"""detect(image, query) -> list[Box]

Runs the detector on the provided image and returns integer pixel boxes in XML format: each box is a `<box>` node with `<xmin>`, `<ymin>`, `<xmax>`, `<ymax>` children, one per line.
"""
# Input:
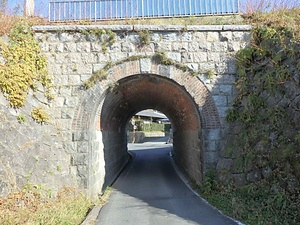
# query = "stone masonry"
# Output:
<box><xmin>0</xmin><ymin>25</ymin><xmax>251</xmax><ymax>197</ymax></box>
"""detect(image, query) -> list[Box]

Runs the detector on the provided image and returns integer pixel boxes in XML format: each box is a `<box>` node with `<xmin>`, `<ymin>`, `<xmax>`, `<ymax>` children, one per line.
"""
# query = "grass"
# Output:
<box><xmin>196</xmin><ymin>177</ymin><xmax>300</xmax><ymax>225</ymax></box>
<box><xmin>0</xmin><ymin>185</ymin><xmax>111</xmax><ymax>225</ymax></box>
<box><xmin>0</xmin><ymin>13</ymin><xmax>47</xmax><ymax>36</ymax></box>
<box><xmin>242</xmin><ymin>7</ymin><xmax>300</xmax><ymax>35</ymax></box>
<box><xmin>51</xmin><ymin>14</ymin><xmax>245</xmax><ymax>26</ymax></box>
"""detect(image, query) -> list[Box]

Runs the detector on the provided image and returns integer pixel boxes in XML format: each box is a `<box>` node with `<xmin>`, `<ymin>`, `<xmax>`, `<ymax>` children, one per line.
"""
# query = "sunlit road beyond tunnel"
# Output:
<box><xmin>95</xmin><ymin>138</ymin><xmax>238</xmax><ymax>225</ymax></box>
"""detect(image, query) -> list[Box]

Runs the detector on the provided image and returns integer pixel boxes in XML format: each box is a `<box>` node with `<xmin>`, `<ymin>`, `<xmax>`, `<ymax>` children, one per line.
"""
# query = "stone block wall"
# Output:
<box><xmin>0</xmin><ymin>95</ymin><xmax>77</xmax><ymax>197</ymax></box>
<box><xmin>173</xmin><ymin>130</ymin><xmax>203</xmax><ymax>183</ymax></box>
<box><xmin>0</xmin><ymin>25</ymin><xmax>251</xmax><ymax>197</ymax></box>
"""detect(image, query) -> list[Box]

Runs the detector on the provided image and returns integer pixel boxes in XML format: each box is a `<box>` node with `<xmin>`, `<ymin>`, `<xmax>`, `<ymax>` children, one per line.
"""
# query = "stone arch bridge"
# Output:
<box><xmin>0</xmin><ymin>25</ymin><xmax>250</xmax><ymax>197</ymax></box>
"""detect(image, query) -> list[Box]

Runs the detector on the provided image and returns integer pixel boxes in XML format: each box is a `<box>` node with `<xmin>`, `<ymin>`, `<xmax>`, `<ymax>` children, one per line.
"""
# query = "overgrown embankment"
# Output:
<box><xmin>202</xmin><ymin>8</ymin><xmax>300</xmax><ymax>225</ymax></box>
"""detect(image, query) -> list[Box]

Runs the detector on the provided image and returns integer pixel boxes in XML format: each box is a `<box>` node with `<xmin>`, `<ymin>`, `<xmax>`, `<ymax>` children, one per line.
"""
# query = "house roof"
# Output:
<box><xmin>136</xmin><ymin>109</ymin><xmax>167</xmax><ymax>119</ymax></box>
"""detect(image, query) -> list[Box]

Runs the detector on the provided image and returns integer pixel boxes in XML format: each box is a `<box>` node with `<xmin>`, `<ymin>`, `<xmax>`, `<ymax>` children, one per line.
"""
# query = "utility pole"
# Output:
<box><xmin>24</xmin><ymin>0</ymin><xmax>34</xmax><ymax>16</ymax></box>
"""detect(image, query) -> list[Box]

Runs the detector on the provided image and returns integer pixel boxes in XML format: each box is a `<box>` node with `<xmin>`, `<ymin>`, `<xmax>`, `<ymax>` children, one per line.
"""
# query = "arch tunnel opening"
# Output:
<box><xmin>127</xmin><ymin>109</ymin><xmax>171</xmax><ymax>144</ymax></box>
<box><xmin>99</xmin><ymin>74</ymin><xmax>204</xmax><ymax>190</ymax></box>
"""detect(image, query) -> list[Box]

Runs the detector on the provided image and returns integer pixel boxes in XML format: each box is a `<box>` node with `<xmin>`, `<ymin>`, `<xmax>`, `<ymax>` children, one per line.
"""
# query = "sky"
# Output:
<box><xmin>6</xmin><ymin>0</ymin><xmax>300</xmax><ymax>20</ymax></box>
<box><xmin>8</xmin><ymin>0</ymin><xmax>48</xmax><ymax>16</ymax></box>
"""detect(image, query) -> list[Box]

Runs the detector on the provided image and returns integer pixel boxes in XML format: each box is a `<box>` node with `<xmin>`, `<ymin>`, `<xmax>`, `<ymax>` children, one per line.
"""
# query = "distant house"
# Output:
<box><xmin>135</xmin><ymin>109</ymin><xmax>168</xmax><ymax>123</ymax></box>
<box><xmin>129</xmin><ymin>109</ymin><xmax>170</xmax><ymax>132</ymax></box>
<box><xmin>128</xmin><ymin>109</ymin><xmax>173</xmax><ymax>143</ymax></box>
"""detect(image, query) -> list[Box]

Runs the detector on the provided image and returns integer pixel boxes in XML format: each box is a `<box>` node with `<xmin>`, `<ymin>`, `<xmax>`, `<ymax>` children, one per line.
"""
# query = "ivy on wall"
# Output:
<box><xmin>222</xmin><ymin>24</ymin><xmax>300</xmax><ymax>224</ymax></box>
<box><xmin>84</xmin><ymin>51</ymin><xmax>206</xmax><ymax>89</ymax></box>
<box><xmin>0</xmin><ymin>21</ymin><xmax>52</xmax><ymax>122</ymax></box>
<box><xmin>227</xmin><ymin>25</ymin><xmax>300</xmax><ymax>175</ymax></box>
<box><xmin>80</xmin><ymin>29</ymin><xmax>116</xmax><ymax>53</ymax></box>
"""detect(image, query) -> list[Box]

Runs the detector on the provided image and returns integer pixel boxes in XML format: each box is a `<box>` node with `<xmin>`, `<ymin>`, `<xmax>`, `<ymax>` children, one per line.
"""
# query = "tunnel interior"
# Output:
<box><xmin>100</xmin><ymin>74</ymin><xmax>203</xmax><ymax>188</ymax></box>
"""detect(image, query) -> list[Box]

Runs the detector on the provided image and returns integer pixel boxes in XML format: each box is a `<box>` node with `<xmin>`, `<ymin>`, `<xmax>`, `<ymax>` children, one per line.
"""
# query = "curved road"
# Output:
<box><xmin>96</xmin><ymin>138</ymin><xmax>239</xmax><ymax>225</ymax></box>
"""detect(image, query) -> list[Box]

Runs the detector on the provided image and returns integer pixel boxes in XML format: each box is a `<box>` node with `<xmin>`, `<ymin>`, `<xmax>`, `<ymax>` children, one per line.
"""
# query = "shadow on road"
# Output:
<box><xmin>96</xmin><ymin>138</ymin><xmax>239</xmax><ymax>225</ymax></box>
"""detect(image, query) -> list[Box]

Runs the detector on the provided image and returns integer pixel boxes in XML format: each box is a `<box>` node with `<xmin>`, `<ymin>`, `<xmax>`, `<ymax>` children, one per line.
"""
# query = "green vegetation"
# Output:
<box><xmin>0</xmin><ymin>20</ymin><xmax>52</xmax><ymax>122</ymax></box>
<box><xmin>138</xmin><ymin>30</ymin><xmax>152</xmax><ymax>46</ymax></box>
<box><xmin>85</xmin><ymin>51</ymin><xmax>200</xmax><ymax>89</ymax></box>
<box><xmin>84</xmin><ymin>55</ymin><xmax>148</xmax><ymax>88</ymax></box>
<box><xmin>0</xmin><ymin>21</ymin><xmax>51</xmax><ymax>108</ymax></box>
<box><xmin>198</xmin><ymin>171</ymin><xmax>299</xmax><ymax>225</ymax></box>
<box><xmin>199</xmin><ymin>7</ymin><xmax>300</xmax><ymax>225</ymax></box>
<box><xmin>31</xmin><ymin>106</ymin><xmax>50</xmax><ymax>123</ymax></box>
<box><xmin>85</xmin><ymin>66</ymin><xmax>109</xmax><ymax>89</ymax></box>
<box><xmin>153</xmin><ymin>51</ymin><xmax>198</xmax><ymax>76</ymax></box>
<box><xmin>142</xmin><ymin>123</ymin><xmax>165</xmax><ymax>132</ymax></box>
<box><xmin>128</xmin><ymin>121</ymin><xmax>166</xmax><ymax>132</ymax></box>
<box><xmin>80</xmin><ymin>29</ymin><xmax>116</xmax><ymax>53</ymax></box>
<box><xmin>205</xmin><ymin>69</ymin><xmax>215</xmax><ymax>79</ymax></box>
<box><xmin>243</xmin><ymin>7</ymin><xmax>300</xmax><ymax>38</ymax></box>
<box><xmin>16</xmin><ymin>114</ymin><xmax>26</xmax><ymax>124</ymax></box>
<box><xmin>0</xmin><ymin>185</ymin><xmax>111</xmax><ymax>225</ymax></box>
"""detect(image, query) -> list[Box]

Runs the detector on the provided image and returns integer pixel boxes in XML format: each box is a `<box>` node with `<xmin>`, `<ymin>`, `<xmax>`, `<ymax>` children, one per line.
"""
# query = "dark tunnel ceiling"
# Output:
<box><xmin>100</xmin><ymin>74</ymin><xmax>201</xmax><ymax>132</ymax></box>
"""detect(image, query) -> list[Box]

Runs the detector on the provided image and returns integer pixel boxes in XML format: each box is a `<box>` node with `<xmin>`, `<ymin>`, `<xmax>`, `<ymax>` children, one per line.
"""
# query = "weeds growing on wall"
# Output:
<box><xmin>84</xmin><ymin>55</ymin><xmax>148</xmax><ymax>88</ymax></box>
<box><xmin>227</xmin><ymin>13</ymin><xmax>300</xmax><ymax>184</ymax></box>
<box><xmin>31</xmin><ymin>106</ymin><xmax>50</xmax><ymax>123</ymax></box>
<box><xmin>81</xmin><ymin>28</ymin><xmax>116</xmax><ymax>53</ymax></box>
<box><xmin>138</xmin><ymin>30</ymin><xmax>151</xmax><ymax>46</ymax></box>
<box><xmin>84</xmin><ymin>51</ymin><xmax>203</xmax><ymax>89</ymax></box>
<box><xmin>0</xmin><ymin>20</ymin><xmax>52</xmax><ymax>121</ymax></box>
<box><xmin>200</xmin><ymin>7</ymin><xmax>300</xmax><ymax>225</ymax></box>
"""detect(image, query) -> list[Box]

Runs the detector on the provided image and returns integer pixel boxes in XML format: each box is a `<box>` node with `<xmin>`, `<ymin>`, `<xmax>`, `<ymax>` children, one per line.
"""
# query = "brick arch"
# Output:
<box><xmin>72</xmin><ymin>59</ymin><xmax>220</xmax><ymax>132</ymax></box>
<box><xmin>71</xmin><ymin>59</ymin><xmax>221</xmax><ymax>196</ymax></box>
<box><xmin>100</xmin><ymin>74</ymin><xmax>201</xmax><ymax>132</ymax></box>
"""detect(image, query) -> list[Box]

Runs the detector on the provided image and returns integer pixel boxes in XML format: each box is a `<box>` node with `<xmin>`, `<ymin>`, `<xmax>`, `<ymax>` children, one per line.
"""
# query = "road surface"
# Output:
<box><xmin>96</xmin><ymin>138</ymin><xmax>239</xmax><ymax>225</ymax></box>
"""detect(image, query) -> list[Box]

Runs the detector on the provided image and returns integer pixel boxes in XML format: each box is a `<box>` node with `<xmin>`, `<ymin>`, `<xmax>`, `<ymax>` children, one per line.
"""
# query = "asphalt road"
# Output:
<box><xmin>96</xmin><ymin>138</ymin><xmax>239</xmax><ymax>225</ymax></box>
